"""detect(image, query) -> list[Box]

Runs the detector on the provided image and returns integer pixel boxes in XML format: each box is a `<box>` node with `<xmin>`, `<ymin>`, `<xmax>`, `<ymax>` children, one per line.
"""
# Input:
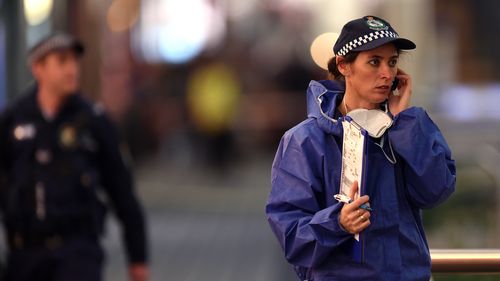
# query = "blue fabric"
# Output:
<box><xmin>266</xmin><ymin>80</ymin><xmax>456</xmax><ymax>281</ymax></box>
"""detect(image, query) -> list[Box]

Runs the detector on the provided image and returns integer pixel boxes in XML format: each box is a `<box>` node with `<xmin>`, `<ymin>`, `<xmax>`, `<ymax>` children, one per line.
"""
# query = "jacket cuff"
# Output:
<box><xmin>310</xmin><ymin>203</ymin><xmax>351</xmax><ymax>237</ymax></box>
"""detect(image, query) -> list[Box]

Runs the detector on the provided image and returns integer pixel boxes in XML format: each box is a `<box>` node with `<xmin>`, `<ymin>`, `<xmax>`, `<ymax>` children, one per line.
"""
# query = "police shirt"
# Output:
<box><xmin>0</xmin><ymin>87</ymin><xmax>147</xmax><ymax>263</ymax></box>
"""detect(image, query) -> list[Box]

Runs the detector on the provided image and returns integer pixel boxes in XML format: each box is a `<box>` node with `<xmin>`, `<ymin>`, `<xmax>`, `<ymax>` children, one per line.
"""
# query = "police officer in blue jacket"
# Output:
<box><xmin>266</xmin><ymin>16</ymin><xmax>456</xmax><ymax>281</ymax></box>
<box><xmin>0</xmin><ymin>34</ymin><xmax>149</xmax><ymax>281</ymax></box>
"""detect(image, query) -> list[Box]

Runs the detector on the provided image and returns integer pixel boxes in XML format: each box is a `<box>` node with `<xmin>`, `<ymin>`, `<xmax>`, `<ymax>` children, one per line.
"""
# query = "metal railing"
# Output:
<box><xmin>431</xmin><ymin>249</ymin><xmax>500</xmax><ymax>274</ymax></box>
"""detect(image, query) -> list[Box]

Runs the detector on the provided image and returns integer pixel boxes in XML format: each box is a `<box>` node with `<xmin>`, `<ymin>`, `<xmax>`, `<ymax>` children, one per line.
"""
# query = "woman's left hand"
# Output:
<box><xmin>388</xmin><ymin>68</ymin><xmax>412</xmax><ymax>116</ymax></box>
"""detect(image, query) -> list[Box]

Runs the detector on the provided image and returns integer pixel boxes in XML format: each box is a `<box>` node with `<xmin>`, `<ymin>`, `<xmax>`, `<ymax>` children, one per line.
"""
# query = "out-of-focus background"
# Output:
<box><xmin>1</xmin><ymin>0</ymin><xmax>500</xmax><ymax>280</ymax></box>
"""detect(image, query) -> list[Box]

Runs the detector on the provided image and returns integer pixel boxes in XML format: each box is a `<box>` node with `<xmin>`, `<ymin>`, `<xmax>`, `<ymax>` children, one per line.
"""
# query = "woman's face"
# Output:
<box><xmin>344</xmin><ymin>43</ymin><xmax>399</xmax><ymax>105</ymax></box>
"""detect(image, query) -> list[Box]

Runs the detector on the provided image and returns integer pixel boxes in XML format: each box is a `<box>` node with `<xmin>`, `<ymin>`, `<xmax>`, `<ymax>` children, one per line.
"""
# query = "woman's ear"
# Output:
<box><xmin>336</xmin><ymin>56</ymin><xmax>350</xmax><ymax>77</ymax></box>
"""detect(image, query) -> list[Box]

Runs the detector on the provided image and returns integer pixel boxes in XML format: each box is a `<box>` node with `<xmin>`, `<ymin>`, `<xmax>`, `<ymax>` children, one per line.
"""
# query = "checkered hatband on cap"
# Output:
<box><xmin>335</xmin><ymin>30</ymin><xmax>399</xmax><ymax>57</ymax></box>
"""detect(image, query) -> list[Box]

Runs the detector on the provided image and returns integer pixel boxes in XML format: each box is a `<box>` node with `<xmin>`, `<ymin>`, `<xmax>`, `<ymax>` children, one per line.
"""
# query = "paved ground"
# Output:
<box><xmin>102</xmin><ymin>153</ymin><xmax>297</xmax><ymax>281</ymax></box>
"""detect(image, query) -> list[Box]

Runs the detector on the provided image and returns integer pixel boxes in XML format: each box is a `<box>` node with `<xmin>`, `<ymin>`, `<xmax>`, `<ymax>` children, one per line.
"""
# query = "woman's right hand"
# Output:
<box><xmin>339</xmin><ymin>181</ymin><xmax>371</xmax><ymax>234</ymax></box>
<box><xmin>388</xmin><ymin>68</ymin><xmax>412</xmax><ymax>116</ymax></box>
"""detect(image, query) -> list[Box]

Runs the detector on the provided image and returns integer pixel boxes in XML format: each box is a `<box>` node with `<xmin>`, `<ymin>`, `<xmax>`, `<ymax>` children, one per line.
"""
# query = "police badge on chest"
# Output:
<box><xmin>59</xmin><ymin>124</ymin><xmax>78</xmax><ymax>150</ymax></box>
<box><xmin>59</xmin><ymin>123</ymin><xmax>98</xmax><ymax>152</ymax></box>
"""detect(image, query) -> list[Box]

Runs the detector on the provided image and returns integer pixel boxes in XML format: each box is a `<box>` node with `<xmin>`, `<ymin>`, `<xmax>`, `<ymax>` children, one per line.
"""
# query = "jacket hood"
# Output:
<box><xmin>306</xmin><ymin>80</ymin><xmax>345</xmax><ymax>136</ymax></box>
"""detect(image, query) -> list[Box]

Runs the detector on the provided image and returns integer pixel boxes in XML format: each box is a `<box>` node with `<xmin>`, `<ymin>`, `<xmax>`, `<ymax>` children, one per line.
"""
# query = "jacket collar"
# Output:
<box><xmin>24</xmin><ymin>84</ymin><xmax>83</xmax><ymax>121</ymax></box>
<box><xmin>306</xmin><ymin>80</ymin><xmax>345</xmax><ymax>137</ymax></box>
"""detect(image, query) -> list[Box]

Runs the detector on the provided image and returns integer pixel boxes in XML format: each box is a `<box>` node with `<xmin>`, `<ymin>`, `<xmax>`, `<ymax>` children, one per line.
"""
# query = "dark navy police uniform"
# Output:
<box><xmin>0</xmin><ymin>87</ymin><xmax>147</xmax><ymax>281</ymax></box>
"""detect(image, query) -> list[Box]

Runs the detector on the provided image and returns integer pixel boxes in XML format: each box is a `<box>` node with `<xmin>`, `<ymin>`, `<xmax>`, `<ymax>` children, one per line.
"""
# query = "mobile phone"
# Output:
<box><xmin>391</xmin><ymin>78</ymin><xmax>399</xmax><ymax>91</ymax></box>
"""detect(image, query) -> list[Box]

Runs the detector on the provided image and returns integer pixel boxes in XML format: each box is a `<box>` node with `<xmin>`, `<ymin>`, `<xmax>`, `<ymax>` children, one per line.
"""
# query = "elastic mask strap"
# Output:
<box><xmin>375</xmin><ymin>135</ymin><xmax>397</xmax><ymax>165</ymax></box>
<box><xmin>383</xmin><ymin>101</ymin><xmax>395</xmax><ymax>119</ymax></box>
<box><xmin>381</xmin><ymin>102</ymin><xmax>397</xmax><ymax>164</ymax></box>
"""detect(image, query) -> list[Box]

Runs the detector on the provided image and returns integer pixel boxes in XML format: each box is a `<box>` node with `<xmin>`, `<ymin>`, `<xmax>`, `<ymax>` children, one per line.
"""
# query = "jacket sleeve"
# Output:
<box><xmin>266</xmin><ymin>131</ymin><xmax>351</xmax><ymax>268</ymax></box>
<box><xmin>0</xmin><ymin>107</ymin><xmax>13</xmax><ymax>192</ymax></box>
<box><xmin>0</xmin><ymin>109</ymin><xmax>9</xmax><ymax>191</ymax></box>
<box><xmin>94</xmin><ymin>113</ymin><xmax>148</xmax><ymax>264</ymax></box>
<box><xmin>389</xmin><ymin>107</ymin><xmax>456</xmax><ymax>209</ymax></box>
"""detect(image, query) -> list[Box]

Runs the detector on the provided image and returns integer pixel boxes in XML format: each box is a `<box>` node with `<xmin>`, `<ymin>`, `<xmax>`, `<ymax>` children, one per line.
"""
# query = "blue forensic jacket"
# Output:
<box><xmin>266</xmin><ymin>80</ymin><xmax>456</xmax><ymax>281</ymax></box>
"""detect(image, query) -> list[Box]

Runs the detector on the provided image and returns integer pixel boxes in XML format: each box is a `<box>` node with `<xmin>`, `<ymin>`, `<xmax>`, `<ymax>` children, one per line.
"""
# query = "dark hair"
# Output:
<box><xmin>327</xmin><ymin>52</ymin><xmax>359</xmax><ymax>81</ymax></box>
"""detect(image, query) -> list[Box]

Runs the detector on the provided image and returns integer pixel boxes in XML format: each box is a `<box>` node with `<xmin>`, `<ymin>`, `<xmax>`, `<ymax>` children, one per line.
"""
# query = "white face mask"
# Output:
<box><xmin>346</xmin><ymin>108</ymin><xmax>393</xmax><ymax>138</ymax></box>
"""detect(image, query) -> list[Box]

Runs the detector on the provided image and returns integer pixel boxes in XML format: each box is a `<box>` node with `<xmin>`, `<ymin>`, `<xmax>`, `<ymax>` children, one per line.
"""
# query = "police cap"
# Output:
<box><xmin>28</xmin><ymin>33</ymin><xmax>85</xmax><ymax>65</ymax></box>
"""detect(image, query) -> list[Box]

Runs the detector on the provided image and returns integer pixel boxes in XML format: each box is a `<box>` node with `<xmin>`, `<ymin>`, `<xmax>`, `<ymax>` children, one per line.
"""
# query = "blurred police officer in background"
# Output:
<box><xmin>0</xmin><ymin>33</ymin><xmax>149</xmax><ymax>281</ymax></box>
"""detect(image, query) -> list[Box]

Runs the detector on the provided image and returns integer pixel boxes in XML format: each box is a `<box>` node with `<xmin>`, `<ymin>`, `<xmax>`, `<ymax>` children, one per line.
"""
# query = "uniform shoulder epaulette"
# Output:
<box><xmin>92</xmin><ymin>103</ymin><xmax>105</xmax><ymax>116</ymax></box>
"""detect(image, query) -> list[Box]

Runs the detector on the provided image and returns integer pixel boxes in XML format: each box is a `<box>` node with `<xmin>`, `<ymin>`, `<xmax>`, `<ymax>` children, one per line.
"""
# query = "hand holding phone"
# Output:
<box><xmin>388</xmin><ymin>69</ymin><xmax>412</xmax><ymax>116</ymax></box>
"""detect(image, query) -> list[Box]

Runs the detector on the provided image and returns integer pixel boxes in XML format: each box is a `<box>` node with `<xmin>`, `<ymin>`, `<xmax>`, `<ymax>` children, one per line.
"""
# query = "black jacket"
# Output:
<box><xmin>0</xmin><ymin>88</ymin><xmax>147</xmax><ymax>263</ymax></box>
